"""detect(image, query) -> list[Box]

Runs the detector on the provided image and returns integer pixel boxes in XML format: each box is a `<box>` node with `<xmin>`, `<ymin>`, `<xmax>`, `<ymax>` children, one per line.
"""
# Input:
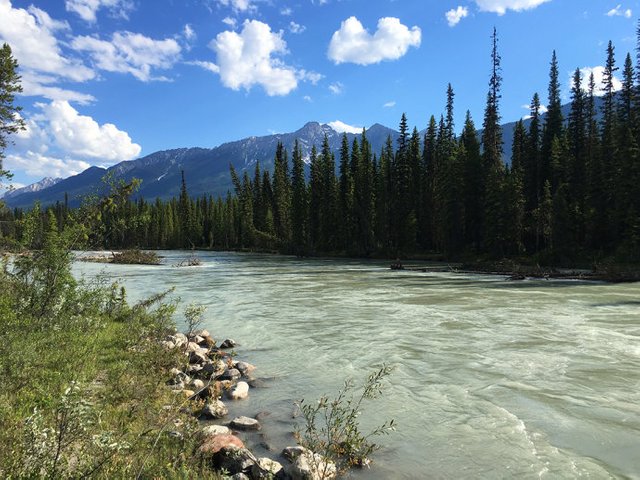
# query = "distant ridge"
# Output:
<box><xmin>5</xmin><ymin>122</ymin><xmax>399</xmax><ymax>208</ymax></box>
<box><xmin>6</xmin><ymin>96</ymin><xmax>601</xmax><ymax>209</ymax></box>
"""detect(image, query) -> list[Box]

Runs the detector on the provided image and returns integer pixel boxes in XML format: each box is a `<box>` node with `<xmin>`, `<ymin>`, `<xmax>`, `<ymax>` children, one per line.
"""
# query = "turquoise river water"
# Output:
<box><xmin>73</xmin><ymin>251</ymin><xmax>640</xmax><ymax>479</ymax></box>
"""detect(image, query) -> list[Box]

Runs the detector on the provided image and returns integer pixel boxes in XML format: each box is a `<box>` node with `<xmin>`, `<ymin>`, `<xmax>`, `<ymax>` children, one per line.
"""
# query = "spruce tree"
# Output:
<box><xmin>541</xmin><ymin>50</ymin><xmax>564</xmax><ymax>194</ymax></box>
<box><xmin>482</xmin><ymin>28</ymin><xmax>506</xmax><ymax>255</ymax></box>
<box><xmin>0</xmin><ymin>43</ymin><xmax>25</xmax><ymax>171</ymax></box>
<box><xmin>460</xmin><ymin>111</ymin><xmax>482</xmax><ymax>251</ymax></box>
<box><xmin>291</xmin><ymin>139</ymin><xmax>308</xmax><ymax>254</ymax></box>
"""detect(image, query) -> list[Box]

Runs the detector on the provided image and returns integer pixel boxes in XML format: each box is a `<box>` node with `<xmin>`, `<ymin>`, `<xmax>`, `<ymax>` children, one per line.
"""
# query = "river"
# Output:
<box><xmin>74</xmin><ymin>251</ymin><xmax>640</xmax><ymax>479</ymax></box>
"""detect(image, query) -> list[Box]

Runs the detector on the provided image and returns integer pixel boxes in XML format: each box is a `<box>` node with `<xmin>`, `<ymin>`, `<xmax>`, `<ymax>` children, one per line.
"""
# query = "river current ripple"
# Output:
<box><xmin>74</xmin><ymin>251</ymin><xmax>640</xmax><ymax>479</ymax></box>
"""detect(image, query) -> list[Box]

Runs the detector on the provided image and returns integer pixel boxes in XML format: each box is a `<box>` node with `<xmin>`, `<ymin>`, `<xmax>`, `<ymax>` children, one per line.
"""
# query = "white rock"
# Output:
<box><xmin>191</xmin><ymin>378</ymin><xmax>205</xmax><ymax>390</ymax></box>
<box><xmin>229</xmin><ymin>381</ymin><xmax>249</xmax><ymax>400</ymax></box>
<box><xmin>230</xmin><ymin>416</ymin><xmax>261</xmax><ymax>431</ymax></box>
<box><xmin>202</xmin><ymin>400</ymin><xmax>228</xmax><ymax>419</ymax></box>
<box><xmin>234</xmin><ymin>361</ymin><xmax>256</xmax><ymax>375</ymax></box>
<box><xmin>287</xmin><ymin>451</ymin><xmax>337</xmax><ymax>480</ymax></box>
<box><xmin>200</xmin><ymin>424</ymin><xmax>232</xmax><ymax>437</ymax></box>
<box><xmin>252</xmin><ymin>457</ymin><xmax>284</xmax><ymax>479</ymax></box>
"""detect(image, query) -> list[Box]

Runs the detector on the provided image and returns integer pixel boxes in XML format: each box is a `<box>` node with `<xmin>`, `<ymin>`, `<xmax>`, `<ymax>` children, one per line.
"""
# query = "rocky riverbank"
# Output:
<box><xmin>162</xmin><ymin>330</ymin><xmax>337</xmax><ymax>480</ymax></box>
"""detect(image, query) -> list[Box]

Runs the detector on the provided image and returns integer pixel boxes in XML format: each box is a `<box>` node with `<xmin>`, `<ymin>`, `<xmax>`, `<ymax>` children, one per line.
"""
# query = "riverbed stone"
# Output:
<box><xmin>230</xmin><ymin>416</ymin><xmax>261</xmax><ymax>430</ymax></box>
<box><xmin>217</xmin><ymin>447</ymin><xmax>257</xmax><ymax>475</ymax></box>
<box><xmin>186</xmin><ymin>341</ymin><xmax>201</xmax><ymax>353</ymax></box>
<box><xmin>200</xmin><ymin>424</ymin><xmax>231</xmax><ymax>438</ymax></box>
<box><xmin>282</xmin><ymin>446</ymin><xmax>307</xmax><ymax>461</ymax></box>
<box><xmin>203</xmin><ymin>359</ymin><xmax>226</xmax><ymax>377</ymax></box>
<box><xmin>219</xmin><ymin>368</ymin><xmax>241</xmax><ymax>381</ymax></box>
<box><xmin>287</xmin><ymin>450</ymin><xmax>337</xmax><ymax>480</ymax></box>
<box><xmin>229</xmin><ymin>381</ymin><xmax>249</xmax><ymax>400</ymax></box>
<box><xmin>191</xmin><ymin>378</ymin><xmax>205</xmax><ymax>391</ymax></box>
<box><xmin>189</xmin><ymin>350</ymin><xmax>208</xmax><ymax>365</ymax></box>
<box><xmin>194</xmin><ymin>328</ymin><xmax>211</xmax><ymax>338</ymax></box>
<box><xmin>220</xmin><ymin>338</ymin><xmax>237</xmax><ymax>349</ymax></box>
<box><xmin>174</xmin><ymin>332</ymin><xmax>188</xmax><ymax>346</ymax></box>
<box><xmin>199</xmin><ymin>434</ymin><xmax>245</xmax><ymax>457</ymax></box>
<box><xmin>201</xmin><ymin>400</ymin><xmax>228</xmax><ymax>419</ymax></box>
<box><xmin>234</xmin><ymin>361</ymin><xmax>256</xmax><ymax>375</ymax></box>
<box><xmin>199</xmin><ymin>335</ymin><xmax>216</xmax><ymax>348</ymax></box>
<box><xmin>252</xmin><ymin>457</ymin><xmax>285</xmax><ymax>479</ymax></box>
<box><xmin>230</xmin><ymin>474</ymin><xmax>250</xmax><ymax>480</ymax></box>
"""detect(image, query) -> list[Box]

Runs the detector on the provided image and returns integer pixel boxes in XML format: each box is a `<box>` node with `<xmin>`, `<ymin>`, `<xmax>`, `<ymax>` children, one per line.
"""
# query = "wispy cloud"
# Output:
<box><xmin>383</xmin><ymin>100</ymin><xmax>396</xmax><ymax>108</ymax></box>
<box><xmin>72</xmin><ymin>31</ymin><xmax>181</xmax><ymax>82</ymax></box>
<box><xmin>474</xmin><ymin>0</ymin><xmax>551</xmax><ymax>15</ymax></box>
<box><xmin>289</xmin><ymin>21</ymin><xmax>306</xmax><ymax>34</ymax></box>
<box><xmin>329</xmin><ymin>81</ymin><xmax>344</xmax><ymax>94</ymax></box>
<box><xmin>606</xmin><ymin>4</ymin><xmax>632</xmax><ymax>18</ymax></box>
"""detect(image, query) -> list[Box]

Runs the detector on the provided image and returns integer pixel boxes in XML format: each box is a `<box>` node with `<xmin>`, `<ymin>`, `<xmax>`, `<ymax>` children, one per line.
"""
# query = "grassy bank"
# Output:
<box><xmin>0</xmin><ymin>210</ymin><xmax>222</xmax><ymax>478</ymax></box>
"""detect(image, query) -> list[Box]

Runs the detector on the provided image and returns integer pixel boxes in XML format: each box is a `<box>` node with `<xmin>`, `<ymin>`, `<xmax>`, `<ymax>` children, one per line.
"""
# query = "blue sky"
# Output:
<box><xmin>1</xmin><ymin>0</ymin><xmax>639</xmax><ymax>189</ymax></box>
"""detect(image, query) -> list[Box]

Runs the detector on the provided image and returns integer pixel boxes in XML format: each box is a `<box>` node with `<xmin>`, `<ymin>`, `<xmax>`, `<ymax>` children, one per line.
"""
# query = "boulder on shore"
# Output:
<box><xmin>219</xmin><ymin>368</ymin><xmax>241</xmax><ymax>381</ymax></box>
<box><xmin>230</xmin><ymin>416</ymin><xmax>261</xmax><ymax>431</ymax></box>
<box><xmin>252</xmin><ymin>457</ymin><xmax>285</xmax><ymax>479</ymax></box>
<box><xmin>229</xmin><ymin>381</ymin><xmax>249</xmax><ymax>400</ymax></box>
<box><xmin>199</xmin><ymin>434</ymin><xmax>245</xmax><ymax>456</ymax></box>
<box><xmin>201</xmin><ymin>400</ymin><xmax>228</xmax><ymax>419</ymax></box>
<box><xmin>220</xmin><ymin>338</ymin><xmax>237</xmax><ymax>349</ymax></box>
<box><xmin>286</xmin><ymin>449</ymin><xmax>337</xmax><ymax>480</ymax></box>
<box><xmin>199</xmin><ymin>424</ymin><xmax>231</xmax><ymax>438</ymax></box>
<box><xmin>215</xmin><ymin>447</ymin><xmax>257</xmax><ymax>475</ymax></box>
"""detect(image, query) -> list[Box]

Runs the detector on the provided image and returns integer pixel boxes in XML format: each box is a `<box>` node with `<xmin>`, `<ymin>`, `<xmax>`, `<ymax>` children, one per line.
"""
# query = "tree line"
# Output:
<box><xmin>3</xmin><ymin>28</ymin><xmax>640</xmax><ymax>264</ymax></box>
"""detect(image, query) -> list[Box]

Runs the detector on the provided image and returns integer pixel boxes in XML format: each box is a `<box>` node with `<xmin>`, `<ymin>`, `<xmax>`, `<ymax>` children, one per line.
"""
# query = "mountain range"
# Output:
<box><xmin>4</xmin><ymin>98</ymin><xmax>591</xmax><ymax>209</ymax></box>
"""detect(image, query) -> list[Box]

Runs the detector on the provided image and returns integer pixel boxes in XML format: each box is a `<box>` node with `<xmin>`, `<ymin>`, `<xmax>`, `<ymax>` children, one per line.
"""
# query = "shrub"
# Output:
<box><xmin>295</xmin><ymin>365</ymin><xmax>395</xmax><ymax>475</ymax></box>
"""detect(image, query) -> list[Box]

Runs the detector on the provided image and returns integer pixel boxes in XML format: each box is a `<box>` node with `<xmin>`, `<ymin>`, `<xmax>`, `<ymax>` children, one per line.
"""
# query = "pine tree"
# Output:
<box><xmin>482</xmin><ymin>28</ymin><xmax>505</xmax><ymax>255</ymax></box>
<box><xmin>0</xmin><ymin>43</ymin><xmax>25</xmax><ymax>172</ymax></box>
<box><xmin>460</xmin><ymin>111</ymin><xmax>483</xmax><ymax>251</ymax></box>
<box><xmin>272</xmin><ymin>142</ymin><xmax>291</xmax><ymax>246</ymax></box>
<box><xmin>291</xmin><ymin>139</ymin><xmax>308</xmax><ymax>254</ymax></box>
<box><xmin>178</xmin><ymin>170</ymin><xmax>195</xmax><ymax>248</ymax></box>
<box><xmin>541</xmin><ymin>50</ymin><xmax>564</xmax><ymax>194</ymax></box>
<box><xmin>338</xmin><ymin>133</ymin><xmax>354</xmax><ymax>252</ymax></box>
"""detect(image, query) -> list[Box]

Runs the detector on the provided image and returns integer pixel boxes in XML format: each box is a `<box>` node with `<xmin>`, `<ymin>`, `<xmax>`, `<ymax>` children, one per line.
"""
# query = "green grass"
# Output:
<box><xmin>0</xmin><ymin>262</ymin><xmax>220</xmax><ymax>478</ymax></box>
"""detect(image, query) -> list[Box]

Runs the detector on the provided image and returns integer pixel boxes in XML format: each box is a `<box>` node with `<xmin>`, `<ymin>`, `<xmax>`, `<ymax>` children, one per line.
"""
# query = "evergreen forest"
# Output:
<box><xmin>2</xmin><ymin>29</ymin><xmax>640</xmax><ymax>266</ymax></box>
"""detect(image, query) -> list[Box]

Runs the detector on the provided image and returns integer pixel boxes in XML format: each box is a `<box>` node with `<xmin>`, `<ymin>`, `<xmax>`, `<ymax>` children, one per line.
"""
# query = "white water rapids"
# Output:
<box><xmin>74</xmin><ymin>251</ymin><xmax>640</xmax><ymax>479</ymax></box>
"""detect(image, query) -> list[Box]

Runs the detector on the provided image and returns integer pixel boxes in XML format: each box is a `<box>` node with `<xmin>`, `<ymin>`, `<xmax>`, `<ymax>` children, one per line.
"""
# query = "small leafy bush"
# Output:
<box><xmin>295</xmin><ymin>365</ymin><xmax>396</xmax><ymax>475</ymax></box>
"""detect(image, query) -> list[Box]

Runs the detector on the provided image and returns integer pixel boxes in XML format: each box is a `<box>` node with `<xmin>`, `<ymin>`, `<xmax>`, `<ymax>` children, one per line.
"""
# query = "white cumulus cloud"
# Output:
<box><xmin>328</xmin><ymin>16</ymin><xmax>421</xmax><ymax>65</ymax></box>
<box><xmin>65</xmin><ymin>0</ymin><xmax>134</xmax><ymax>23</ymax></box>
<box><xmin>326</xmin><ymin>120</ymin><xmax>362</xmax><ymax>134</ymax></box>
<box><xmin>606</xmin><ymin>4</ymin><xmax>632</xmax><ymax>18</ymax></box>
<box><xmin>72</xmin><ymin>31</ymin><xmax>181</xmax><ymax>81</ymax></box>
<box><xmin>41</xmin><ymin>100</ymin><xmax>141</xmax><ymax>161</ymax></box>
<box><xmin>446</xmin><ymin>6</ymin><xmax>469</xmax><ymax>26</ymax></box>
<box><xmin>6</xmin><ymin>100</ymin><xmax>141</xmax><ymax>180</ymax></box>
<box><xmin>206</xmin><ymin>19</ymin><xmax>319</xmax><ymax>96</ymax></box>
<box><xmin>0</xmin><ymin>1</ymin><xmax>94</xmax><ymax>83</ymax></box>
<box><xmin>578</xmin><ymin>66</ymin><xmax>623</xmax><ymax>96</ymax></box>
<box><xmin>5</xmin><ymin>152</ymin><xmax>91</xmax><ymax>179</ymax></box>
<box><xmin>474</xmin><ymin>0</ymin><xmax>551</xmax><ymax>15</ymax></box>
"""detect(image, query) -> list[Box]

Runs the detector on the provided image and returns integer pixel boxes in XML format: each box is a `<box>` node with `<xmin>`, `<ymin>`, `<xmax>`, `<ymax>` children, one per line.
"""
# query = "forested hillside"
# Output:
<box><xmin>3</xmin><ymin>29</ymin><xmax>639</xmax><ymax>265</ymax></box>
